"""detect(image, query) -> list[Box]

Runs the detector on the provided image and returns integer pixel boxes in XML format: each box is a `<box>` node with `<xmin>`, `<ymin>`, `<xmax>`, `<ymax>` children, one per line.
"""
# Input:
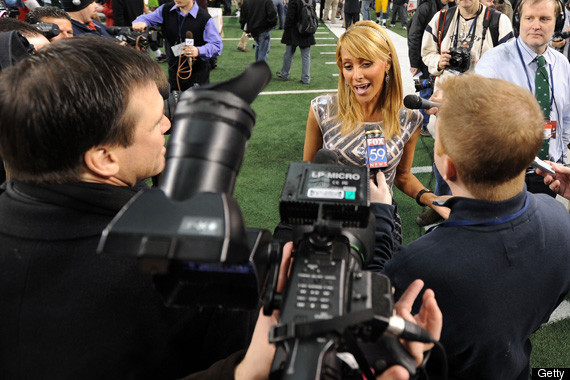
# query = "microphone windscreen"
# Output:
<box><xmin>186</xmin><ymin>31</ymin><xmax>193</xmax><ymax>39</ymax></box>
<box><xmin>403</xmin><ymin>94</ymin><xmax>422</xmax><ymax>109</ymax></box>
<box><xmin>313</xmin><ymin>149</ymin><xmax>339</xmax><ymax>164</ymax></box>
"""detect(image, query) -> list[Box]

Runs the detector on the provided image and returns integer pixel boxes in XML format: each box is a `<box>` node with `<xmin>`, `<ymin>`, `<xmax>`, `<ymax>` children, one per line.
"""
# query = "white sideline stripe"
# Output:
<box><xmin>260</xmin><ymin>89</ymin><xmax>338</xmax><ymax>95</ymax></box>
<box><xmin>315</xmin><ymin>37</ymin><xmax>335</xmax><ymax>40</ymax></box>
<box><xmin>315</xmin><ymin>32</ymin><xmax>329</xmax><ymax>34</ymax></box>
<box><xmin>316</xmin><ymin>44</ymin><xmax>337</xmax><ymax>46</ymax></box>
<box><xmin>411</xmin><ymin>166</ymin><xmax>433</xmax><ymax>174</ymax></box>
<box><xmin>333</xmin><ymin>73</ymin><xmax>339</xmax><ymax>76</ymax></box>
<box><xmin>320</xmin><ymin>52</ymin><xmax>336</xmax><ymax>54</ymax></box>
<box><xmin>547</xmin><ymin>300</ymin><xmax>570</xmax><ymax>324</ymax></box>
<box><xmin>325</xmin><ymin>62</ymin><xmax>336</xmax><ymax>64</ymax></box>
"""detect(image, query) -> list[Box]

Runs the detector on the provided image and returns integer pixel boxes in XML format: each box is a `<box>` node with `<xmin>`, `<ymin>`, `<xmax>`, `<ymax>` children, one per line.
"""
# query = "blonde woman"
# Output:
<box><xmin>303</xmin><ymin>21</ymin><xmax>447</xmax><ymax>243</ymax></box>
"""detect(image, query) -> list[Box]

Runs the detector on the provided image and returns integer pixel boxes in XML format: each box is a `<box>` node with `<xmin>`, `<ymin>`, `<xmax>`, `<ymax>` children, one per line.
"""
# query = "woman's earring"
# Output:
<box><xmin>385</xmin><ymin>73</ymin><xmax>390</xmax><ymax>84</ymax></box>
<box><xmin>345</xmin><ymin>81</ymin><xmax>349</xmax><ymax>87</ymax></box>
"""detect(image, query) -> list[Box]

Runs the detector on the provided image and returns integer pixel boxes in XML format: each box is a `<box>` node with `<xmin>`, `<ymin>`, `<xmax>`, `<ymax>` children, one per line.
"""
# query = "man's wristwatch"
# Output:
<box><xmin>416</xmin><ymin>188</ymin><xmax>433</xmax><ymax>206</ymax></box>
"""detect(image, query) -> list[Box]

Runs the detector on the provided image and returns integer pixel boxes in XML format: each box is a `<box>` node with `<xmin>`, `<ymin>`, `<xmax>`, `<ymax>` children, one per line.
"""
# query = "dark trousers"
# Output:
<box><xmin>390</xmin><ymin>3</ymin><xmax>407</xmax><ymax>25</ymax></box>
<box><xmin>526</xmin><ymin>172</ymin><xmax>556</xmax><ymax>198</ymax></box>
<box><xmin>344</xmin><ymin>12</ymin><xmax>359</xmax><ymax>27</ymax></box>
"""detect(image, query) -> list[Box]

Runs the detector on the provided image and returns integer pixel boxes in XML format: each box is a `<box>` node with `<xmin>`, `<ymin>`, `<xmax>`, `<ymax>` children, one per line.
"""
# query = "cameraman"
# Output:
<box><xmin>25</xmin><ymin>6</ymin><xmax>74</xmax><ymax>40</ymax></box>
<box><xmin>0</xmin><ymin>17</ymin><xmax>49</xmax><ymax>48</ymax></box>
<box><xmin>132</xmin><ymin>0</ymin><xmax>223</xmax><ymax>91</ymax></box>
<box><xmin>371</xmin><ymin>74</ymin><xmax>570</xmax><ymax>379</ymax></box>
<box><xmin>0</xmin><ymin>37</ymin><xmax>255</xmax><ymax>379</ymax></box>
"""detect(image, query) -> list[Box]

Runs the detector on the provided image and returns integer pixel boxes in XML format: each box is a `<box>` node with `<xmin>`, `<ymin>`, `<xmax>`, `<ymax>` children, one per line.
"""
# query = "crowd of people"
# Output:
<box><xmin>0</xmin><ymin>0</ymin><xmax>570</xmax><ymax>378</ymax></box>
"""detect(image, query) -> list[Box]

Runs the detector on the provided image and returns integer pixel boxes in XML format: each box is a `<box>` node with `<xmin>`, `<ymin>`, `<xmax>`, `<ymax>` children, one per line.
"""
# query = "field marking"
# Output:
<box><xmin>547</xmin><ymin>300</ymin><xmax>570</xmax><ymax>324</ymax></box>
<box><xmin>320</xmin><ymin>52</ymin><xmax>336</xmax><ymax>54</ymax></box>
<box><xmin>315</xmin><ymin>44</ymin><xmax>337</xmax><ymax>46</ymax></box>
<box><xmin>411</xmin><ymin>166</ymin><xmax>432</xmax><ymax>174</ymax></box>
<box><xmin>325</xmin><ymin>62</ymin><xmax>336</xmax><ymax>64</ymax></box>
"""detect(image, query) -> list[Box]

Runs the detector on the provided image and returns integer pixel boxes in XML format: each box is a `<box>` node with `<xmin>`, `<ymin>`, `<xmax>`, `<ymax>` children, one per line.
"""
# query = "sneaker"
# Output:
<box><xmin>402</xmin><ymin>25</ymin><xmax>407</xmax><ymax>30</ymax></box>
<box><xmin>237</xmin><ymin>46</ymin><xmax>249</xmax><ymax>52</ymax></box>
<box><xmin>276</xmin><ymin>71</ymin><xmax>289</xmax><ymax>81</ymax></box>
<box><xmin>299</xmin><ymin>80</ymin><xmax>309</xmax><ymax>85</ymax></box>
<box><xmin>416</xmin><ymin>208</ymin><xmax>444</xmax><ymax>227</ymax></box>
<box><xmin>390</xmin><ymin>24</ymin><xmax>395</xmax><ymax>27</ymax></box>
<box><xmin>155</xmin><ymin>55</ymin><xmax>167</xmax><ymax>63</ymax></box>
<box><xmin>420</xmin><ymin>126</ymin><xmax>431</xmax><ymax>137</ymax></box>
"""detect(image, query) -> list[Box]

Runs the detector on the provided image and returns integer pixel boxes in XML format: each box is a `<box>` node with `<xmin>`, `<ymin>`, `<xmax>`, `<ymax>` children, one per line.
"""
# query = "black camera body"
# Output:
<box><xmin>106</xmin><ymin>26</ymin><xmax>163</xmax><ymax>51</ymax></box>
<box><xmin>413</xmin><ymin>77</ymin><xmax>434</xmax><ymax>92</ymax></box>
<box><xmin>263</xmin><ymin>163</ymin><xmax>417</xmax><ymax>380</ymax></box>
<box><xmin>448</xmin><ymin>46</ymin><xmax>471</xmax><ymax>73</ymax></box>
<box><xmin>554</xmin><ymin>30</ymin><xmax>570</xmax><ymax>40</ymax></box>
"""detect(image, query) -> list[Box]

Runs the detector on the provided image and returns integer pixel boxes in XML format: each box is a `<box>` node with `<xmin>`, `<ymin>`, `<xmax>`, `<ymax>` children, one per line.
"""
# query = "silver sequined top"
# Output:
<box><xmin>311</xmin><ymin>94</ymin><xmax>423</xmax><ymax>188</ymax></box>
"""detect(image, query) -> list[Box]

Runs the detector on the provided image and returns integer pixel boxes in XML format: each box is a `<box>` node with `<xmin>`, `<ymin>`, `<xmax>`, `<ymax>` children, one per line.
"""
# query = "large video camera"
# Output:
<box><xmin>32</xmin><ymin>22</ymin><xmax>61</xmax><ymax>40</ymax></box>
<box><xmin>98</xmin><ymin>61</ymin><xmax>434</xmax><ymax>379</ymax></box>
<box><xmin>107</xmin><ymin>26</ymin><xmax>163</xmax><ymax>51</ymax></box>
<box><xmin>0</xmin><ymin>0</ymin><xmax>19</xmax><ymax>18</ymax></box>
<box><xmin>413</xmin><ymin>77</ymin><xmax>434</xmax><ymax>92</ymax></box>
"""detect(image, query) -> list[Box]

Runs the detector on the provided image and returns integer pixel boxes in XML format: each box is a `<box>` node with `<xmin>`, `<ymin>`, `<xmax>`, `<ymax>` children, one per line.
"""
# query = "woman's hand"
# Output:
<box><xmin>370</xmin><ymin>171</ymin><xmax>392</xmax><ymax>204</ymax></box>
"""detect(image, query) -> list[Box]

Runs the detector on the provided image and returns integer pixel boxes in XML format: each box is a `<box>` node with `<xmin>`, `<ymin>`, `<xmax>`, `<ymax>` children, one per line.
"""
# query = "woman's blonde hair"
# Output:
<box><xmin>334</xmin><ymin>21</ymin><xmax>403</xmax><ymax>139</ymax></box>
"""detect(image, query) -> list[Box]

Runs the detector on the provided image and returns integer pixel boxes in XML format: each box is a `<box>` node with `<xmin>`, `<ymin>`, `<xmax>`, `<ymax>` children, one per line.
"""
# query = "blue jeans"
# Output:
<box><xmin>361</xmin><ymin>0</ymin><xmax>371</xmax><ymax>20</ymax></box>
<box><xmin>273</xmin><ymin>0</ymin><xmax>285</xmax><ymax>28</ymax></box>
<box><xmin>419</xmin><ymin>87</ymin><xmax>433</xmax><ymax>127</ymax></box>
<box><xmin>279</xmin><ymin>45</ymin><xmax>311</xmax><ymax>83</ymax></box>
<box><xmin>254</xmin><ymin>30</ymin><xmax>271</xmax><ymax>62</ymax></box>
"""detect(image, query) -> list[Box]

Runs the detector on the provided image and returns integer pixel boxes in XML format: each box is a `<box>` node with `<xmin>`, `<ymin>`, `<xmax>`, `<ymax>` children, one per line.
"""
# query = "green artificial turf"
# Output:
<box><xmin>159</xmin><ymin>14</ymin><xmax>570</xmax><ymax>370</ymax></box>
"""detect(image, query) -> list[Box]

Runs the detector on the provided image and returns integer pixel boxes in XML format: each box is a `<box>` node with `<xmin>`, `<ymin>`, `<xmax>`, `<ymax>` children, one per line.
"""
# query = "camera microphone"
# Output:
<box><xmin>313</xmin><ymin>149</ymin><xmax>339</xmax><ymax>164</ymax></box>
<box><xmin>403</xmin><ymin>94</ymin><xmax>441</xmax><ymax>110</ymax></box>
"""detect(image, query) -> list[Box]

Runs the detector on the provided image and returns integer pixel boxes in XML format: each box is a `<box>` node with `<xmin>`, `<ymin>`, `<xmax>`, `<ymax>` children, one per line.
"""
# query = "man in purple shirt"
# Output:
<box><xmin>133</xmin><ymin>0</ymin><xmax>223</xmax><ymax>91</ymax></box>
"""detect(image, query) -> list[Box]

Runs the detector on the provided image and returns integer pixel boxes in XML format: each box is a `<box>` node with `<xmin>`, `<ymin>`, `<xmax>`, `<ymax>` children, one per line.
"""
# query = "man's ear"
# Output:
<box><xmin>83</xmin><ymin>146</ymin><xmax>120</xmax><ymax>178</ymax></box>
<box><xmin>440</xmin><ymin>155</ymin><xmax>457</xmax><ymax>182</ymax></box>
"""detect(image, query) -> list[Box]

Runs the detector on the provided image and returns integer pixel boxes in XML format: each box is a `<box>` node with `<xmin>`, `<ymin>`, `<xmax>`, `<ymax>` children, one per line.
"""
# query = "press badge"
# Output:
<box><xmin>545</xmin><ymin>120</ymin><xmax>557</xmax><ymax>139</ymax></box>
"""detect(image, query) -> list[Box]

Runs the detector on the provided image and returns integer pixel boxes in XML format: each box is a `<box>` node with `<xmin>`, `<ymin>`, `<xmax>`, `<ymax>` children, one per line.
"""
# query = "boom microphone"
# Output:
<box><xmin>403</xmin><ymin>94</ymin><xmax>441</xmax><ymax>110</ymax></box>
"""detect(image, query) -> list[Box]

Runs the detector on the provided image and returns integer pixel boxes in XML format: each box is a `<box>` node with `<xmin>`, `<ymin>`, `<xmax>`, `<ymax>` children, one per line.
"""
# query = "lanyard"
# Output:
<box><xmin>427</xmin><ymin>194</ymin><xmax>529</xmax><ymax>232</ymax></box>
<box><xmin>177</xmin><ymin>12</ymin><xmax>188</xmax><ymax>42</ymax></box>
<box><xmin>453</xmin><ymin>5</ymin><xmax>481</xmax><ymax>50</ymax></box>
<box><xmin>515</xmin><ymin>39</ymin><xmax>555</xmax><ymax>109</ymax></box>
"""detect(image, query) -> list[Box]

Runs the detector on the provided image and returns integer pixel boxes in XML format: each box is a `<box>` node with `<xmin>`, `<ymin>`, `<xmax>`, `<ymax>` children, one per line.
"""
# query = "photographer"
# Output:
<box><xmin>420</xmin><ymin>0</ymin><xmax>513</xmax><ymax>89</ymax></box>
<box><xmin>371</xmin><ymin>74</ymin><xmax>570</xmax><ymax>379</ymax></box>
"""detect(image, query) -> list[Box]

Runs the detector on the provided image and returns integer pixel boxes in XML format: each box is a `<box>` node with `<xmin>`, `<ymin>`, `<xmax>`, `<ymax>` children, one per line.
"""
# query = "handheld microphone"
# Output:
<box><xmin>185</xmin><ymin>31</ymin><xmax>194</xmax><ymax>46</ymax></box>
<box><xmin>313</xmin><ymin>148</ymin><xmax>339</xmax><ymax>164</ymax></box>
<box><xmin>403</xmin><ymin>94</ymin><xmax>441</xmax><ymax>110</ymax></box>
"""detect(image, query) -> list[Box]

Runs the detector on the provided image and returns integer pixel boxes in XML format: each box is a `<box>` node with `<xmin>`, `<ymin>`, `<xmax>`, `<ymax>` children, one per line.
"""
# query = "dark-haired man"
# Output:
<box><xmin>371</xmin><ymin>75</ymin><xmax>570</xmax><ymax>379</ymax></box>
<box><xmin>25</xmin><ymin>6</ymin><xmax>74</xmax><ymax>40</ymax></box>
<box><xmin>0</xmin><ymin>37</ymin><xmax>257</xmax><ymax>380</ymax></box>
<box><xmin>476</xmin><ymin>0</ymin><xmax>570</xmax><ymax>196</ymax></box>
<box><xmin>0</xmin><ymin>17</ymin><xmax>50</xmax><ymax>48</ymax></box>
<box><xmin>132</xmin><ymin>0</ymin><xmax>223</xmax><ymax>91</ymax></box>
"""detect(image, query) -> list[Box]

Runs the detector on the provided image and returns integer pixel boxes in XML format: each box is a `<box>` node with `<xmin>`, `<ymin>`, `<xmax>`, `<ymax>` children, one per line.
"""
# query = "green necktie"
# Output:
<box><xmin>535</xmin><ymin>55</ymin><xmax>550</xmax><ymax>160</ymax></box>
